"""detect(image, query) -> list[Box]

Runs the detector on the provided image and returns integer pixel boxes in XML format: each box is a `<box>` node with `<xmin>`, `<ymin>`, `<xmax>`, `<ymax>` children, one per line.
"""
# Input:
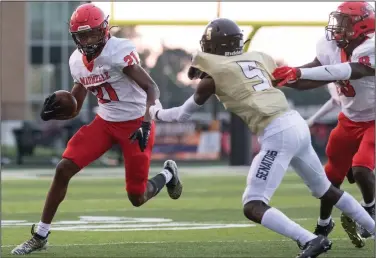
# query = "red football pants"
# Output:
<box><xmin>63</xmin><ymin>115</ymin><xmax>155</xmax><ymax>195</ymax></box>
<box><xmin>325</xmin><ymin>112</ymin><xmax>375</xmax><ymax>185</ymax></box>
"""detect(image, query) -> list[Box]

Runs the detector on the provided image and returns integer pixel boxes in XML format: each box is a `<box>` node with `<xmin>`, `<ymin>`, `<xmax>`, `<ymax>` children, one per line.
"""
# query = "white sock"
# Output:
<box><xmin>362</xmin><ymin>199</ymin><xmax>375</xmax><ymax>208</ymax></box>
<box><xmin>318</xmin><ymin>217</ymin><xmax>332</xmax><ymax>226</ymax></box>
<box><xmin>261</xmin><ymin>207</ymin><xmax>317</xmax><ymax>246</ymax></box>
<box><xmin>36</xmin><ymin>221</ymin><xmax>51</xmax><ymax>237</ymax></box>
<box><xmin>159</xmin><ymin>169</ymin><xmax>173</xmax><ymax>184</ymax></box>
<box><xmin>335</xmin><ymin>192</ymin><xmax>375</xmax><ymax>234</ymax></box>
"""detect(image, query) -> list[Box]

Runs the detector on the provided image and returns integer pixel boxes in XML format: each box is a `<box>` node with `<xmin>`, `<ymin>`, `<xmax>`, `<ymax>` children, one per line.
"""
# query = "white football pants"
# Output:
<box><xmin>242</xmin><ymin>110</ymin><xmax>332</xmax><ymax>205</ymax></box>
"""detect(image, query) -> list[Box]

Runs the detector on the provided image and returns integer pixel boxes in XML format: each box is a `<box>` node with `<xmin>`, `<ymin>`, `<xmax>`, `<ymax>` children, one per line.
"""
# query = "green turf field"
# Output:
<box><xmin>1</xmin><ymin>167</ymin><xmax>374</xmax><ymax>257</ymax></box>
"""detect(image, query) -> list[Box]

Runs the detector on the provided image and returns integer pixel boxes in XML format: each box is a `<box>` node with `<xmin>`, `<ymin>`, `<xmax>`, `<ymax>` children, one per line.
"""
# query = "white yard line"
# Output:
<box><xmin>1</xmin><ymin>238</ymin><xmax>350</xmax><ymax>248</ymax></box>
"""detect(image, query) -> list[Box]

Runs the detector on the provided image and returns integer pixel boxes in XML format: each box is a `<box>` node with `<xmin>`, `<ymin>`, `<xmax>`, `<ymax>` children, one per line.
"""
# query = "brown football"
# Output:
<box><xmin>54</xmin><ymin>90</ymin><xmax>77</xmax><ymax>116</ymax></box>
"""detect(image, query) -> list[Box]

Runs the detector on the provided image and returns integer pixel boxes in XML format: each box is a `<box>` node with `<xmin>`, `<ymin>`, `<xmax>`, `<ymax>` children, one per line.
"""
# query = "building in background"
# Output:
<box><xmin>2</xmin><ymin>2</ymin><xmax>83</xmax><ymax>121</ymax></box>
<box><xmin>2</xmin><ymin>2</ymin><xmax>27</xmax><ymax>120</ymax></box>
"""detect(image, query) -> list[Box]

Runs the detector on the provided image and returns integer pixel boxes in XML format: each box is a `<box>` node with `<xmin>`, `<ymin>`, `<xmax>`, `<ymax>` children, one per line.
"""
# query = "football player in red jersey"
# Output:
<box><xmin>11</xmin><ymin>4</ymin><xmax>182</xmax><ymax>255</ymax></box>
<box><xmin>273</xmin><ymin>1</ymin><xmax>375</xmax><ymax>248</ymax></box>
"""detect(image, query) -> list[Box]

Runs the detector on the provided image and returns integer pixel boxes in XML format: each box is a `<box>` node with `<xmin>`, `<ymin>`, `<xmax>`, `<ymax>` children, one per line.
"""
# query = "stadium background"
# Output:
<box><xmin>1</xmin><ymin>1</ymin><xmax>342</xmax><ymax>167</ymax></box>
<box><xmin>1</xmin><ymin>2</ymin><xmax>375</xmax><ymax>258</ymax></box>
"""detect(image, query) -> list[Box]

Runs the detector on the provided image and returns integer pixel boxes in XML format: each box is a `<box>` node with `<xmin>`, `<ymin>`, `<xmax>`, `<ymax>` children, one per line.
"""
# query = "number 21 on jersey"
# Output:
<box><xmin>88</xmin><ymin>83</ymin><xmax>119</xmax><ymax>104</ymax></box>
<box><xmin>237</xmin><ymin>61</ymin><xmax>272</xmax><ymax>92</ymax></box>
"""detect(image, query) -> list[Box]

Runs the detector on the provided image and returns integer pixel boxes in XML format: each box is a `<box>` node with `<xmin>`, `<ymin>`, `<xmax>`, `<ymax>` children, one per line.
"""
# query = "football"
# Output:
<box><xmin>54</xmin><ymin>90</ymin><xmax>77</xmax><ymax>117</ymax></box>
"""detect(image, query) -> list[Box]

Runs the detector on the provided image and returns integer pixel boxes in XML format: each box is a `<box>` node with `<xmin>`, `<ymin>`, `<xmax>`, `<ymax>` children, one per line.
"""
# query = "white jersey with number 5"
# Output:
<box><xmin>69</xmin><ymin>36</ymin><xmax>147</xmax><ymax>122</ymax></box>
<box><xmin>316</xmin><ymin>36</ymin><xmax>375</xmax><ymax>122</ymax></box>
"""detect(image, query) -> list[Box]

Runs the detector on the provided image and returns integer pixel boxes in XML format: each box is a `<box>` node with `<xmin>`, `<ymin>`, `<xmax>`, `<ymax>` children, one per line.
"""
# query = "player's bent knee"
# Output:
<box><xmin>243</xmin><ymin>200</ymin><xmax>269</xmax><ymax>224</ymax></box>
<box><xmin>127</xmin><ymin>193</ymin><xmax>145</xmax><ymax>207</ymax></box>
<box><xmin>352</xmin><ymin>166</ymin><xmax>375</xmax><ymax>183</ymax></box>
<box><xmin>126</xmin><ymin>178</ymin><xmax>148</xmax><ymax>207</ymax></box>
<box><xmin>310</xmin><ymin>180</ymin><xmax>332</xmax><ymax>200</ymax></box>
<box><xmin>126</xmin><ymin>182</ymin><xmax>147</xmax><ymax>197</ymax></box>
<box><xmin>55</xmin><ymin>158</ymin><xmax>81</xmax><ymax>182</ymax></box>
<box><xmin>324</xmin><ymin>163</ymin><xmax>345</xmax><ymax>186</ymax></box>
<box><xmin>320</xmin><ymin>185</ymin><xmax>343</xmax><ymax>204</ymax></box>
<box><xmin>125</xmin><ymin>158</ymin><xmax>150</xmax><ymax>197</ymax></box>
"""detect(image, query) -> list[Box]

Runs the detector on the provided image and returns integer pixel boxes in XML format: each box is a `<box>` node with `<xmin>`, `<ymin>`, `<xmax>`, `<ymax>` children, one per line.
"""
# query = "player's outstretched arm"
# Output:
<box><xmin>282</xmin><ymin>79</ymin><xmax>334</xmax><ymax>90</ymax></box>
<box><xmin>123</xmin><ymin>65</ymin><xmax>160</xmax><ymax>122</ymax></box>
<box><xmin>150</xmin><ymin>77</ymin><xmax>215</xmax><ymax>122</ymax></box>
<box><xmin>54</xmin><ymin>83</ymin><xmax>87</xmax><ymax>120</ymax></box>
<box><xmin>298</xmin><ymin>62</ymin><xmax>374</xmax><ymax>81</ymax></box>
<box><xmin>273</xmin><ymin>57</ymin><xmax>334</xmax><ymax>90</ymax></box>
<box><xmin>277</xmin><ymin>62</ymin><xmax>374</xmax><ymax>90</ymax></box>
<box><xmin>298</xmin><ymin>45</ymin><xmax>375</xmax><ymax>81</ymax></box>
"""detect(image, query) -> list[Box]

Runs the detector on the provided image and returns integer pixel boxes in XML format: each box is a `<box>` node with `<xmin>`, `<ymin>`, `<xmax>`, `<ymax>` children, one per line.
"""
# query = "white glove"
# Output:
<box><xmin>154</xmin><ymin>99</ymin><xmax>163</xmax><ymax>109</ymax></box>
<box><xmin>149</xmin><ymin>99</ymin><xmax>163</xmax><ymax>120</ymax></box>
<box><xmin>306</xmin><ymin>118</ymin><xmax>314</xmax><ymax>127</ymax></box>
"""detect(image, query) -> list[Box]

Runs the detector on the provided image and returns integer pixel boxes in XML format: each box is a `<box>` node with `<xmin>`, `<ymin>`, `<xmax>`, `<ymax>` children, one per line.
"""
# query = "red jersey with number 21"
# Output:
<box><xmin>69</xmin><ymin>36</ymin><xmax>146</xmax><ymax>122</ymax></box>
<box><xmin>316</xmin><ymin>36</ymin><xmax>375</xmax><ymax>122</ymax></box>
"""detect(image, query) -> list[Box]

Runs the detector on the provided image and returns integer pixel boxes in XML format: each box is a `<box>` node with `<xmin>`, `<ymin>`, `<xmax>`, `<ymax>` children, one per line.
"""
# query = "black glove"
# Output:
<box><xmin>188</xmin><ymin>66</ymin><xmax>203</xmax><ymax>80</ymax></box>
<box><xmin>40</xmin><ymin>93</ymin><xmax>63</xmax><ymax>121</ymax></box>
<box><xmin>129</xmin><ymin>121</ymin><xmax>152</xmax><ymax>152</ymax></box>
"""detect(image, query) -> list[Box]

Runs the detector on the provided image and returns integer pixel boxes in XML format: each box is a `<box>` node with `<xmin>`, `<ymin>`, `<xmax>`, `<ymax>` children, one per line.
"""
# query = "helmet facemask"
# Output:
<box><xmin>71</xmin><ymin>19</ymin><xmax>109</xmax><ymax>57</ymax></box>
<box><xmin>325</xmin><ymin>12</ymin><xmax>356</xmax><ymax>48</ymax></box>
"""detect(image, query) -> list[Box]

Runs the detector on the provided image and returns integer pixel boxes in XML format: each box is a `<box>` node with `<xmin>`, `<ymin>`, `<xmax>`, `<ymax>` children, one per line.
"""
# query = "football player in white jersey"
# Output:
<box><xmin>149</xmin><ymin>17</ymin><xmax>375</xmax><ymax>258</ymax></box>
<box><xmin>11</xmin><ymin>3</ymin><xmax>182</xmax><ymax>255</ymax></box>
<box><xmin>273</xmin><ymin>1</ymin><xmax>375</xmax><ymax>248</ymax></box>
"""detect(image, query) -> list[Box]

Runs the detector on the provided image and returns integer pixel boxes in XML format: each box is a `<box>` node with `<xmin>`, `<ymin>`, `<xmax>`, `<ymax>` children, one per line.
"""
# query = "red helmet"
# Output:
<box><xmin>69</xmin><ymin>3</ymin><xmax>110</xmax><ymax>56</ymax></box>
<box><xmin>325</xmin><ymin>1</ymin><xmax>375</xmax><ymax>48</ymax></box>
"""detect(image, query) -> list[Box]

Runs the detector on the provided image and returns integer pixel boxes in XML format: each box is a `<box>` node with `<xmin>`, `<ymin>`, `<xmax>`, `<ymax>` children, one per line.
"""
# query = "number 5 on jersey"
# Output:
<box><xmin>237</xmin><ymin>61</ymin><xmax>272</xmax><ymax>92</ymax></box>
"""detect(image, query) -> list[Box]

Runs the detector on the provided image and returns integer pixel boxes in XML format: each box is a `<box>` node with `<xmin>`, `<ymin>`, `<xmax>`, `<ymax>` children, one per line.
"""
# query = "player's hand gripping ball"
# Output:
<box><xmin>40</xmin><ymin>90</ymin><xmax>77</xmax><ymax>121</ymax></box>
<box><xmin>129</xmin><ymin>121</ymin><xmax>152</xmax><ymax>152</ymax></box>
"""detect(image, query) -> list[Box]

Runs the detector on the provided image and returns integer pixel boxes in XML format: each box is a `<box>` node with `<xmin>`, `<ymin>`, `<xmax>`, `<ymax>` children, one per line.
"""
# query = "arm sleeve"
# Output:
<box><xmin>300</xmin><ymin>63</ymin><xmax>352</xmax><ymax>81</ymax></box>
<box><xmin>156</xmin><ymin>95</ymin><xmax>202</xmax><ymax>122</ymax></box>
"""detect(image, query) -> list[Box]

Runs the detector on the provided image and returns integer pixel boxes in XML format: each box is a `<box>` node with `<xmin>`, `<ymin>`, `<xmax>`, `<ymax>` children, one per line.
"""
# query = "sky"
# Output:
<box><xmin>93</xmin><ymin>2</ymin><xmax>374</xmax><ymax>67</ymax></box>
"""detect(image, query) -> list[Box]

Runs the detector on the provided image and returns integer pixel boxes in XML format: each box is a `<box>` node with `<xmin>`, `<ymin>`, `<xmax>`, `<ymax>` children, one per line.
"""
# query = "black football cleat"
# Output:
<box><xmin>313</xmin><ymin>219</ymin><xmax>335</xmax><ymax>237</ymax></box>
<box><xmin>297</xmin><ymin>219</ymin><xmax>335</xmax><ymax>250</ymax></box>
<box><xmin>164</xmin><ymin>160</ymin><xmax>182</xmax><ymax>200</ymax></box>
<box><xmin>296</xmin><ymin>235</ymin><xmax>332</xmax><ymax>258</ymax></box>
